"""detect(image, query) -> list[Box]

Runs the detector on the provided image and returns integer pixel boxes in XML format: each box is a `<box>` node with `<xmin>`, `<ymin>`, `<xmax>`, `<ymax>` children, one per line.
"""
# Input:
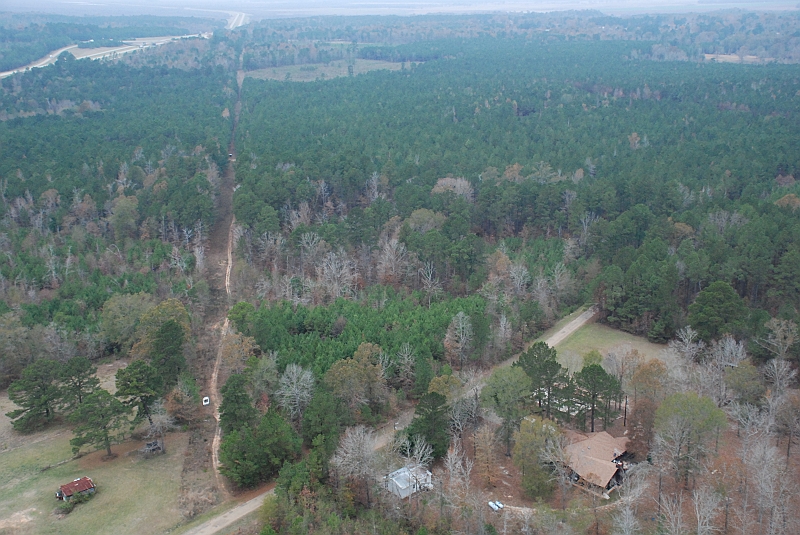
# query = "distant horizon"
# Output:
<box><xmin>2</xmin><ymin>0</ymin><xmax>798</xmax><ymax>22</ymax></box>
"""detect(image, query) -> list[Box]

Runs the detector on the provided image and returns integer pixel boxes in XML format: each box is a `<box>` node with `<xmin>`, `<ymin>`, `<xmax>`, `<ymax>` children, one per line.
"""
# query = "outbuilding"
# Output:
<box><xmin>384</xmin><ymin>466</ymin><xmax>433</xmax><ymax>499</ymax></box>
<box><xmin>56</xmin><ymin>477</ymin><xmax>96</xmax><ymax>501</ymax></box>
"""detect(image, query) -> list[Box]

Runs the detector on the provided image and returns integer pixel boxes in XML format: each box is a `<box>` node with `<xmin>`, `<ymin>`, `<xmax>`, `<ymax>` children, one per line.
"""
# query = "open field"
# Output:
<box><xmin>555</xmin><ymin>321</ymin><xmax>667</xmax><ymax>373</ymax></box>
<box><xmin>246</xmin><ymin>59</ymin><xmax>410</xmax><ymax>82</ymax></box>
<box><xmin>0</xmin><ymin>429</ymin><xmax>188</xmax><ymax>535</ymax></box>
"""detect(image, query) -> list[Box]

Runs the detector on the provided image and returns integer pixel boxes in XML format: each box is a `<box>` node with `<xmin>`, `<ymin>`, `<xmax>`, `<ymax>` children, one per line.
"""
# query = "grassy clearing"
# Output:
<box><xmin>1</xmin><ymin>361</ymin><xmax>125</xmax><ymax>452</ymax></box>
<box><xmin>0</xmin><ymin>430</ymin><xmax>188</xmax><ymax>535</ymax></box>
<box><xmin>246</xmin><ymin>59</ymin><xmax>410</xmax><ymax>82</ymax></box>
<box><xmin>555</xmin><ymin>322</ymin><xmax>667</xmax><ymax>374</ymax></box>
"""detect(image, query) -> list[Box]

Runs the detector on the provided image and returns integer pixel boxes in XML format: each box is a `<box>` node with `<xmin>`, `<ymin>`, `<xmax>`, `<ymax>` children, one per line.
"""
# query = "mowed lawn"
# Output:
<box><xmin>0</xmin><ymin>429</ymin><xmax>187</xmax><ymax>535</ymax></box>
<box><xmin>555</xmin><ymin>321</ymin><xmax>667</xmax><ymax>373</ymax></box>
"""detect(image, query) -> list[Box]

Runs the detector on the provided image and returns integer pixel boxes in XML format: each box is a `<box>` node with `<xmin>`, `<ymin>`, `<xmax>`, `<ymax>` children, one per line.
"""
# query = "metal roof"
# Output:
<box><xmin>60</xmin><ymin>477</ymin><xmax>95</xmax><ymax>497</ymax></box>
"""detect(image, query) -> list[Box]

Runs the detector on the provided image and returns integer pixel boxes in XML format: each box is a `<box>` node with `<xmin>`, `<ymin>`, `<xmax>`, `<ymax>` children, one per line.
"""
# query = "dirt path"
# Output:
<box><xmin>199</xmin><ymin>69</ymin><xmax>241</xmax><ymax>499</ymax></box>
<box><xmin>185</xmin><ymin>306</ymin><xmax>600</xmax><ymax>535</ymax></box>
<box><xmin>181</xmin><ymin>489</ymin><xmax>268</xmax><ymax>535</ymax></box>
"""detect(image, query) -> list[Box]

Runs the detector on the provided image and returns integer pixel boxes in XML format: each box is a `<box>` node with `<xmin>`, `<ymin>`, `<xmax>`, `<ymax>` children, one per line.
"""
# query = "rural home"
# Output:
<box><xmin>384</xmin><ymin>466</ymin><xmax>433</xmax><ymax>499</ymax></box>
<box><xmin>564</xmin><ymin>431</ymin><xmax>629</xmax><ymax>493</ymax></box>
<box><xmin>55</xmin><ymin>476</ymin><xmax>96</xmax><ymax>501</ymax></box>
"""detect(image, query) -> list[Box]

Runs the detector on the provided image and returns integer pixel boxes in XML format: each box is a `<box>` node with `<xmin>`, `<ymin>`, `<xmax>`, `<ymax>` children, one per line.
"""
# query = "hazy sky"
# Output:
<box><xmin>3</xmin><ymin>0</ymin><xmax>799</xmax><ymax>20</ymax></box>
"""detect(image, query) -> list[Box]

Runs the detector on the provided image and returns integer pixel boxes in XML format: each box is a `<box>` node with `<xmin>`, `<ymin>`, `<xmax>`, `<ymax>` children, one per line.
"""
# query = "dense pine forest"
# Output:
<box><xmin>234</xmin><ymin>37</ymin><xmax>800</xmax><ymax>346</ymax></box>
<box><xmin>2</xmin><ymin>9</ymin><xmax>800</xmax><ymax>535</ymax></box>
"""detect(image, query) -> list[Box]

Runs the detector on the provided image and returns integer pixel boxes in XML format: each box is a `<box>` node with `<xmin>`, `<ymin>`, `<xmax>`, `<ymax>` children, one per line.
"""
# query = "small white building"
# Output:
<box><xmin>384</xmin><ymin>466</ymin><xmax>433</xmax><ymax>499</ymax></box>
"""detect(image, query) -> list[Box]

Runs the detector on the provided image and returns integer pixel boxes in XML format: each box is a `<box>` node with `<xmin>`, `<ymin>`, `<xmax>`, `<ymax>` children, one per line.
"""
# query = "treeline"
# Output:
<box><xmin>228</xmin><ymin>10</ymin><xmax>800</xmax><ymax>65</ymax></box>
<box><xmin>243</xmin><ymin>42</ymin><xmax>352</xmax><ymax>71</ymax></box>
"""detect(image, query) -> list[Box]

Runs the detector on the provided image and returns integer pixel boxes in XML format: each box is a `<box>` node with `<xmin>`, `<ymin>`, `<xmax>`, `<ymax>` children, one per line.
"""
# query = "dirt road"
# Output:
<box><xmin>181</xmin><ymin>492</ymin><xmax>264</xmax><ymax>535</ymax></box>
<box><xmin>184</xmin><ymin>305</ymin><xmax>600</xmax><ymax>535</ymax></box>
<box><xmin>542</xmin><ymin>305</ymin><xmax>598</xmax><ymax>348</ymax></box>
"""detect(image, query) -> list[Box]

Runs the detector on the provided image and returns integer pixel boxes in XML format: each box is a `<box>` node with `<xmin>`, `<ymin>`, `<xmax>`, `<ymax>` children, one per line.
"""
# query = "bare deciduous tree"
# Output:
<box><xmin>509</xmin><ymin>262</ymin><xmax>531</xmax><ymax>295</ymax></box>
<box><xmin>728</xmin><ymin>402</ymin><xmax>770</xmax><ymax>459</ymax></box>
<box><xmin>399</xmin><ymin>434</ymin><xmax>433</xmax><ymax>471</ymax></box>
<box><xmin>757</xmin><ymin>318</ymin><xmax>797</xmax><ymax>360</ymax></box>
<box><xmin>549</xmin><ymin>262</ymin><xmax>572</xmax><ymax>308</ymax></box>
<box><xmin>377</xmin><ymin>238</ymin><xmax>408</xmax><ymax>286</ymax></box>
<box><xmin>540</xmin><ymin>434</ymin><xmax>572</xmax><ymax>510</ymax></box>
<box><xmin>670</xmin><ymin>326</ymin><xmax>705</xmax><ymax>362</ymax></box>
<box><xmin>432</xmin><ymin>177</ymin><xmax>474</xmax><ymax>202</ymax></box>
<box><xmin>276</xmin><ymin>363</ymin><xmax>315</xmax><ymax>421</ymax></box>
<box><xmin>43</xmin><ymin>323</ymin><xmax>76</xmax><ymax>362</ymax></box>
<box><xmin>444</xmin><ymin>312</ymin><xmax>473</xmax><ymax>369</ymax></box>
<box><xmin>365</xmin><ymin>171</ymin><xmax>384</xmax><ymax>204</ymax></box>
<box><xmin>612</xmin><ymin>504</ymin><xmax>641</xmax><ymax>535</ymax></box>
<box><xmin>775</xmin><ymin>392</ymin><xmax>800</xmax><ymax>459</ymax></box>
<box><xmin>441</xmin><ymin>438</ymin><xmax>478</xmax><ymax>529</ymax></box>
<box><xmin>332</xmin><ymin>426</ymin><xmax>378</xmax><ymax>507</ymax></box>
<box><xmin>747</xmin><ymin>441</ymin><xmax>797</xmax><ymax>535</ymax></box>
<box><xmin>449</xmin><ymin>395</ymin><xmax>479</xmax><ymax>440</ymax></box>
<box><xmin>147</xmin><ymin>401</ymin><xmax>176</xmax><ymax>453</ymax></box>
<box><xmin>701</xmin><ymin>335</ymin><xmax>747</xmax><ymax>407</ymax></box>
<box><xmin>661</xmin><ymin>493</ymin><xmax>688</xmax><ymax>535</ymax></box>
<box><xmin>532</xmin><ymin>275</ymin><xmax>553</xmax><ymax>320</ymax></box>
<box><xmin>318</xmin><ymin>250</ymin><xmax>356</xmax><ymax>300</ymax></box>
<box><xmin>420</xmin><ymin>261</ymin><xmax>442</xmax><ymax>306</ymax></box>
<box><xmin>604</xmin><ymin>345</ymin><xmax>643</xmax><ymax>400</ymax></box>
<box><xmin>707</xmin><ymin>210</ymin><xmax>748</xmax><ymax>234</ymax></box>
<box><xmin>170</xmin><ymin>245</ymin><xmax>188</xmax><ymax>275</ymax></box>
<box><xmin>257</xmin><ymin>232</ymin><xmax>285</xmax><ymax>271</ymax></box>
<box><xmin>579</xmin><ymin>211</ymin><xmax>599</xmax><ymax>250</ymax></box>
<box><xmin>763</xmin><ymin>358</ymin><xmax>797</xmax><ymax>399</ymax></box>
<box><xmin>444</xmin><ymin>438</ymin><xmax>473</xmax><ymax>491</ymax></box>
<box><xmin>299</xmin><ymin>232</ymin><xmax>321</xmax><ymax>275</ymax></box>
<box><xmin>693</xmin><ymin>485</ymin><xmax>721</xmax><ymax>535</ymax></box>
<box><xmin>496</xmin><ymin>314</ymin><xmax>512</xmax><ymax>349</ymax></box>
<box><xmin>193</xmin><ymin>240</ymin><xmax>205</xmax><ymax>273</ymax></box>
<box><xmin>391</xmin><ymin>343</ymin><xmax>416</xmax><ymax>392</ymax></box>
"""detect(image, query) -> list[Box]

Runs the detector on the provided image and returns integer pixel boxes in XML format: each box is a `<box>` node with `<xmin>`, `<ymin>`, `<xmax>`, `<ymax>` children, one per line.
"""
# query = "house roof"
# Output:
<box><xmin>567</xmin><ymin>455</ymin><xmax>620</xmax><ymax>488</ymax></box>
<box><xmin>565</xmin><ymin>432</ymin><xmax>628</xmax><ymax>488</ymax></box>
<box><xmin>566</xmin><ymin>431</ymin><xmax>628</xmax><ymax>461</ymax></box>
<box><xmin>387</xmin><ymin>466</ymin><xmax>430</xmax><ymax>490</ymax></box>
<box><xmin>60</xmin><ymin>477</ymin><xmax>95</xmax><ymax>497</ymax></box>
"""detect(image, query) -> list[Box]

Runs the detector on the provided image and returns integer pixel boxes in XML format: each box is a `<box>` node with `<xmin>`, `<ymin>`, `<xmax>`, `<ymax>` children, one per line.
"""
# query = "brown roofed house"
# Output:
<box><xmin>564</xmin><ymin>432</ymin><xmax>629</xmax><ymax>492</ymax></box>
<box><xmin>56</xmin><ymin>477</ymin><xmax>96</xmax><ymax>501</ymax></box>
